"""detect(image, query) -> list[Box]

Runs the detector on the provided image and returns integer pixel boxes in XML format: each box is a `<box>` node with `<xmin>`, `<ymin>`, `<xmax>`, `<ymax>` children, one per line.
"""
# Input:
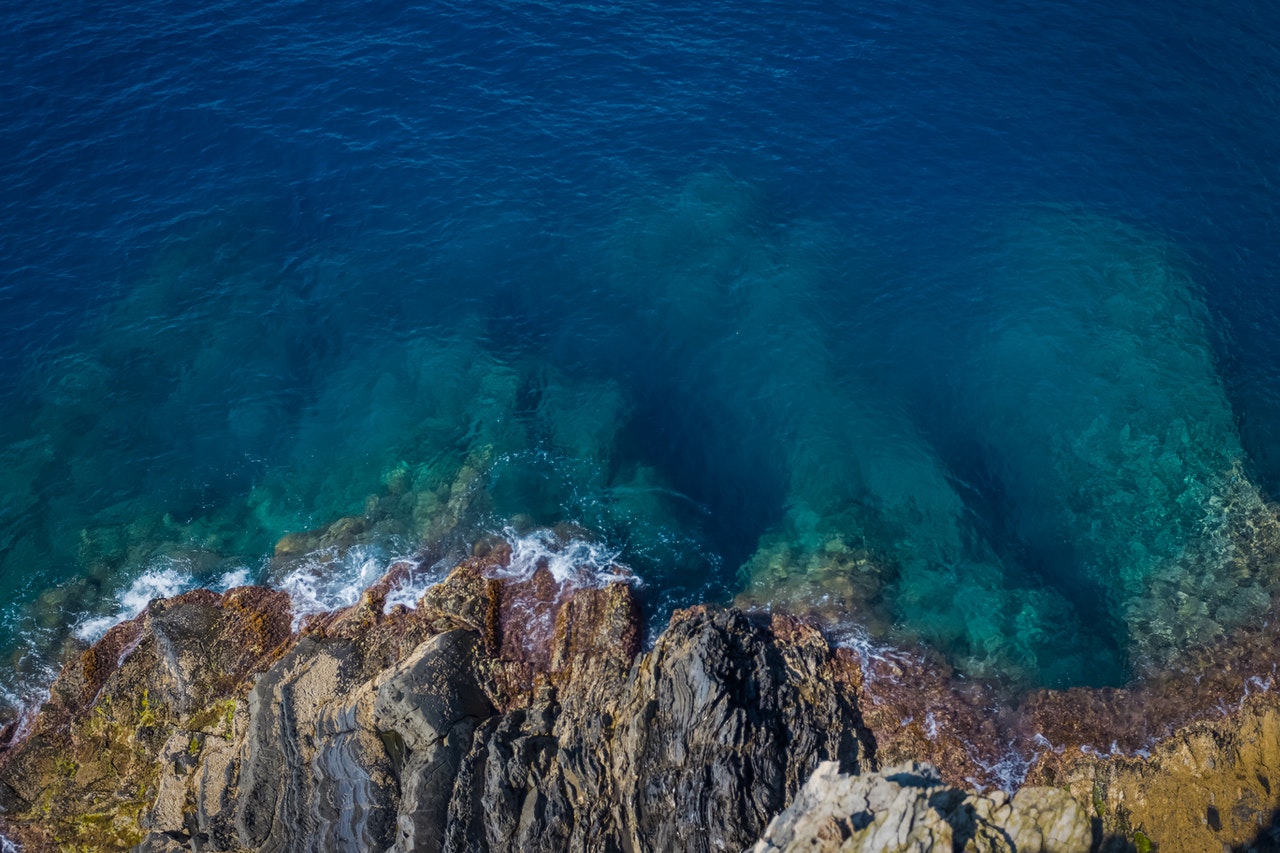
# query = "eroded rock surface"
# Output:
<box><xmin>749</xmin><ymin>761</ymin><xmax>1091</xmax><ymax>853</ymax></box>
<box><xmin>4</xmin><ymin>547</ymin><xmax>1280</xmax><ymax>852</ymax></box>
<box><xmin>0</xmin><ymin>553</ymin><xmax>866</xmax><ymax>852</ymax></box>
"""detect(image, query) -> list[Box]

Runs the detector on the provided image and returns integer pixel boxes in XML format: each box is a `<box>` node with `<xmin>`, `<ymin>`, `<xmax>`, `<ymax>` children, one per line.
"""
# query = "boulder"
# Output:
<box><xmin>748</xmin><ymin>761</ymin><xmax>1091</xmax><ymax>853</ymax></box>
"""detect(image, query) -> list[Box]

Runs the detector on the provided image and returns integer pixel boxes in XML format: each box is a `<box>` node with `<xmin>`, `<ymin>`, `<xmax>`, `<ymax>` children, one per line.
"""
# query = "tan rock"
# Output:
<box><xmin>2</xmin><ymin>545</ymin><xmax>1280</xmax><ymax>853</ymax></box>
<box><xmin>748</xmin><ymin>761</ymin><xmax>1090</xmax><ymax>853</ymax></box>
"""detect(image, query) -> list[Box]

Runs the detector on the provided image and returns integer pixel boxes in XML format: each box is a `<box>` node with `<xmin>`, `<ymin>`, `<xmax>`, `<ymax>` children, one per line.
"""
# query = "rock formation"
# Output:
<box><xmin>0</xmin><ymin>548</ymin><xmax>866</xmax><ymax>852</ymax></box>
<box><xmin>3</xmin><ymin>543</ymin><xmax>1280</xmax><ymax>852</ymax></box>
<box><xmin>748</xmin><ymin>761</ymin><xmax>1091</xmax><ymax>853</ymax></box>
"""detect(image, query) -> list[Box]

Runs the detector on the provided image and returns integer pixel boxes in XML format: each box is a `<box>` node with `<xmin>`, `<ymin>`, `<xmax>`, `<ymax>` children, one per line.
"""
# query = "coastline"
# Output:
<box><xmin>3</xmin><ymin>538</ymin><xmax>1280</xmax><ymax>851</ymax></box>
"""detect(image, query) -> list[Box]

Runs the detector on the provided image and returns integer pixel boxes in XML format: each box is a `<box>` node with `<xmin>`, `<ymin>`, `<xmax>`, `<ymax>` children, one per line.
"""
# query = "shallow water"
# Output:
<box><xmin>4</xmin><ymin>0</ymin><xmax>1280</xmax><ymax>706</ymax></box>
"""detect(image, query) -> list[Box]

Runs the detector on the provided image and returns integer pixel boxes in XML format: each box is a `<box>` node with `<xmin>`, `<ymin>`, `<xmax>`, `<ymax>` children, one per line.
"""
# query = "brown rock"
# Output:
<box><xmin>6</xmin><ymin>544</ymin><xmax>1280</xmax><ymax>853</ymax></box>
<box><xmin>748</xmin><ymin>761</ymin><xmax>1092</xmax><ymax>853</ymax></box>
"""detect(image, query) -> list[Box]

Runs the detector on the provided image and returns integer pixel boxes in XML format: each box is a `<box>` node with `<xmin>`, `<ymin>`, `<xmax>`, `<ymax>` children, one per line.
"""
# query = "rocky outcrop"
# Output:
<box><xmin>749</xmin><ymin>761</ymin><xmax>1091</xmax><ymax>853</ymax></box>
<box><xmin>1026</xmin><ymin>693</ymin><xmax>1280</xmax><ymax>852</ymax></box>
<box><xmin>0</xmin><ymin>550</ymin><xmax>867</xmax><ymax>852</ymax></box>
<box><xmin>840</xmin><ymin>601</ymin><xmax>1280</xmax><ymax>851</ymax></box>
<box><xmin>0</xmin><ymin>585</ymin><xmax>294</xmax><ymax>851</ymax></box>
<box><xmin>4</xmin><ymin>544</ymin><xmax>1280</xmax><ymax>852</ymax></box>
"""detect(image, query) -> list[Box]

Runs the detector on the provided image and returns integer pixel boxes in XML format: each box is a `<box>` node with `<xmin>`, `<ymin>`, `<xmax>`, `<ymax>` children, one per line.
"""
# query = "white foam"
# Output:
<box><xmin>376</xmin><ymin>529</ymin><xmax>640</xmax><ymax>617</ymax></box>
<box><xmin>381</xmin><ymin>559</ymin><xmax>450</xmax><ymax>614</ymax></box>
<box><xmin>279</xmin><ymin>543</ymin><xmax>407</xmax><ymax>628</ymax></box>
<box><xmin>64</xmin><ymin>558</ymin><xmax>253</xmax><ymax>647</ymax></box>
<box><xmin>0</xmin><ymin>666</ymin><xmax>54</xmax><ymax>745</ymax></box>
<box><xmin>216</xmin><ymin>567</ymin><xmax>252</xmax><ymax>591</ymax></box>
<box><xmin>828</xmin><ymin>623</ymin><xmax>926</xmax><ymax>678</ymax></box>
<box><xmin>57</xmin><ymin>528</ymin><xmax>633</xmax><ymax>660</ymax></box>
<box><xmin>972</xmin><ymin>744</ymin><xmax>1035</xmax><ymax>792</ymax></box>
<box><xmin>494</xmin><ymin>527</ymin><xmax>636</xmax><ymax>587</ymax></box>
<box><xmin>72</xmin><ymin>564</ymin><xmax>195</xmax><ymax>644</ymax></box>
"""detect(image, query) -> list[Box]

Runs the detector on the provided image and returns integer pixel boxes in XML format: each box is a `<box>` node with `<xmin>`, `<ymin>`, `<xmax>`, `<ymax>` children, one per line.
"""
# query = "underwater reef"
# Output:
<box><xmin>5</xmin><ymin>537</ymin><xmax>1280</xmax><ymax>851</ymax></box>
<box><xmin>7</xmin><ymin>175</ymin><xmax>1279</xmax><ymax>698</ymax></box>
<box><xmin>6</xmin><ymin>175</ymin><xmax>1280</xmax><ymax>852</ymax></box>
<box><xmin>599</xmin><ymin>174</ymin><xmax>1280</xmax><ymax>690</ymax></box>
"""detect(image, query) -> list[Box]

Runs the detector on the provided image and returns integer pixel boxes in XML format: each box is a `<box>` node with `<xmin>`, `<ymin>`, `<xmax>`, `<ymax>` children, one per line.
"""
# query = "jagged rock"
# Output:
<box><xmin>5</xmin><ymin>548</ymin><xmax>1280</xmax><ymax>853</ymax></box>
<box><xmin>609</xmin><ymin>608</ymin><xmax>865</xmax><ymax>853</ymax></box>
<box><xmin>373</xmin><ymin>629</ymin><xmax>493</xmax><ymax>852</ymax></box>
<box><xmin>0</xmin><ymin>585</ymin><xmax>292</xmax><ymax>852</ymax></box>
<box><xmin>748</xmin><ymin>761</ymin><xmax>1091</xmax><ymax>853</ymax></box>
<box><xmin>0</xmin><ymin>553</ymin><xmax>869</xmax><ymax>852</ymax></box>
<box><xmin>1027</xmin><ymin>693</ymin><xmax>1280</xmax><ymax>852</ymax></box>
<box><xmin>230</xmin><ymin>636</ymin><xmax>398</xmax><ymax>851</ymax></box>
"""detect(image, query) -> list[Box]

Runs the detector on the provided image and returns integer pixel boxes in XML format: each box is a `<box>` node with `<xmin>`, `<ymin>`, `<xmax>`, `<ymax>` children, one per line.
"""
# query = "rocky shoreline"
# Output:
<box><xmin>2</xmin><ymin>542</ymin><xmax>1280</xmax><ymax>852</ymax></box>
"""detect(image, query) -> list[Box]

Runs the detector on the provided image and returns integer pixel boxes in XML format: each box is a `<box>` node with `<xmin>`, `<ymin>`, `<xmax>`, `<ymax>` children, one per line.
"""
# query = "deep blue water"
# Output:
<box><xmin>4</xmin><ymin>0</ymin><xmax>1280</xmax><ymax>705</ymax></box>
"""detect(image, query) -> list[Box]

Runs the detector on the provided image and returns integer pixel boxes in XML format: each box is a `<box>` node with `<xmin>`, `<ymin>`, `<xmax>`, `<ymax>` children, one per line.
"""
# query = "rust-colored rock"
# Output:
<box><xmin>0</xmin><ymin>585</ymin><xmax>293</xmax><ymax>851</ymax></box>
<box><xmin>6</xmin><ymin>546</ymin><xmax>1280</xmax><ymax>852</ymax></box>
<box><xmin>0</xmin><ymin>547</ymin><xmax>866</xmax><ymax>852</ymax></box>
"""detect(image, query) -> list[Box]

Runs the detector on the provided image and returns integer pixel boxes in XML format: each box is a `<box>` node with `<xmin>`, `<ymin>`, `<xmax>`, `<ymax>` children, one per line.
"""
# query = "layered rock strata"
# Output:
<box><xmin>0</xmin><ymin>551</ymin><xmax>866</xmax><ymax>853</ymax></box>
<box><xmin>2</xmin><ymin>546</ymin><xmax>1280</xmax><ymax>852</ymax></box>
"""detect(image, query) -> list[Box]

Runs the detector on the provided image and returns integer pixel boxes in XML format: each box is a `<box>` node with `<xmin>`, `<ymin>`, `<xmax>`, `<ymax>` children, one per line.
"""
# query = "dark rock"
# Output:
<box><xmin>373</xmin><ymin>629</ymin><xmax>494</xmax><ymax>853</ymax></box>
<box><xmin>609</xmin><ymin>608</ymin><xmax>864</xmax><ymax>853</ymax></box>
<box><xmin>5</xmin><ymin>545</ymin><xmax>1280</xmax><ymax>853</ymax></box>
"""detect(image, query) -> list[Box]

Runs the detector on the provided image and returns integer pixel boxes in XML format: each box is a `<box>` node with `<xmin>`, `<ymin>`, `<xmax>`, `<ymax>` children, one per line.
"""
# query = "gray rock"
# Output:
<box><xmin>232</xmin><ymin>635</ymin><xmax>398</xmax><ymax>853</ymax></box>
<box><xmin>747</xmin><ymin>761</ymin><xmax>1093</xmax><ymax>853</ymax></box>
<box><xmin>0</xmin><ymin>568</ymin><xmax>868</xmax><ymax>853</ymax></box>
<box><xmin>612</xmin><ymin>609</ymin><xmax>863</xmax><ymax>853</ymax></box>
<box><xmin>372</xmin><ymin>629</ymin><xmax>495</xmax><ymax>853</ymax></box>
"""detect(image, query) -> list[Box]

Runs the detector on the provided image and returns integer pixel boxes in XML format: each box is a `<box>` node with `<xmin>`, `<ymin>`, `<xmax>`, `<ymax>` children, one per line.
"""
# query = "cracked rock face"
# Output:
<box><xmin>0</xmin><ymin>555</ymin><xmax>867</xmax><ymax>852</ymax></box>
<box><xmin>748</xmin><ymin>761</ymin><xmax>1092</xmax><ymax>853</ymax></box>
<box><xmin>3</xmin><ymin>547</ymin><xmax>1280</xmax><ymax>852</ymax></box>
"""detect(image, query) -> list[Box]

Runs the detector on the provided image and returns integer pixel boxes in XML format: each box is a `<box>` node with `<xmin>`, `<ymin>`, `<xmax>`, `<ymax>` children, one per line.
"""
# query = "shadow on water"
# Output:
<box><xmin>525</xmin><ymin>174</ymin><xmax>1280</xmax><ymax>690</ymax></box>
<box><xmin>5</xmin><ymin>173</ymin><xmax>1280</xmax><ymax>706</ymax></box>
<box><xmin>621</xmin><ymin>385</ymin><xmax>789</xmax><ymax>586</ymax></box>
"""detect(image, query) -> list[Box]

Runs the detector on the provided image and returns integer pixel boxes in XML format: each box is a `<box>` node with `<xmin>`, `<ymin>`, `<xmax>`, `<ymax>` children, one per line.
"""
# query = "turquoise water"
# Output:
<box><xmin>4</xmin><ymin>1</ymin><xmax>1280</xmax><ymax>705</ymax></box>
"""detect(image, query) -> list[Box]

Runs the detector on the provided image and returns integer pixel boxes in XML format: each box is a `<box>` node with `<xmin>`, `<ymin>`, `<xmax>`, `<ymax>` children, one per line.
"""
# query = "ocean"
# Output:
<box><xmin>3</xmin><ymin>0</ymin><xmax>1280</xmax><ymax>710</ymax></box>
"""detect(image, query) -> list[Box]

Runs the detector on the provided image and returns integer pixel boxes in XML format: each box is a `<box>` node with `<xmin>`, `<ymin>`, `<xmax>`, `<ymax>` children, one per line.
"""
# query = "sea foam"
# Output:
<box><xmin>493</xmin><ymin>527</ymin><xmax>635</xmax><ymax>588</ymax></box>
<box><xmin>72</xmin><ymin>558</ymin><xmax>251</xmax><ymax>644</ymax></box>
<box><xmin>277</xmin><ymin>543</ymin><xmax>408</xmax><ymax>628</ymax></box>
